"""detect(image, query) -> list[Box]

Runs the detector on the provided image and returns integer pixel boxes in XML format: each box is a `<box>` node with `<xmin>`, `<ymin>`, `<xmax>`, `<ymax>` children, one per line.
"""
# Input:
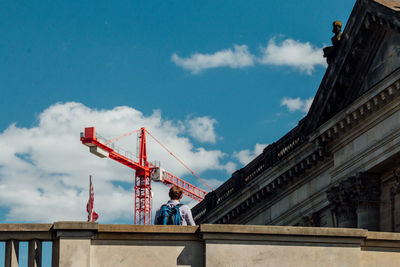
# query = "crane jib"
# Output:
<box><xmin>80</xmin><ymin>126</ymin><xmax>209</xmax><ymax>225</ymax></box>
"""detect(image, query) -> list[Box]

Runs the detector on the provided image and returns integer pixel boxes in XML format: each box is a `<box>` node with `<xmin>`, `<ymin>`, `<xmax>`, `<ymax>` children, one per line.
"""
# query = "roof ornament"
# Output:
<box><xmin>323</xmin><ymin>20</ymin><xmax>343</xmax><ymax>64</ymax></box>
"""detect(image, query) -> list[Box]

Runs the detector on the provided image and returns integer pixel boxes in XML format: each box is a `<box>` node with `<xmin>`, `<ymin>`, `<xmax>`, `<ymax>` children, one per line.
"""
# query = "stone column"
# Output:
<box><xmin>28</xmin><ymin>239</ymin><xmax>42</xmax><ymax>267</ymax></box>
<box><xmin>299</xmin><ymin>213</ymin><xmax>320</xmax><ymax>227</ymax></box>
<box><xmin>336</xmin><ymin>206</ymin><xmax>358</xmax><ymax>228</ymax></box>
<box><xmin>390</xmin><ymin>167</ymin><xmax>400</xmax><ymax>232</ymax></box>
<box><xmin>327</xmin><ymin>178</ymin><xmax>357</xmax><ymax>228</ymax></box>
<box><xmin>354</xmin><ymin>173</ymin><xmax>380</xmax><ymax>231</ymax></box>
<box><xmin>5</xmin><ymin>240</ymin><xmax>19</xmax><ymax>267</ymax></box>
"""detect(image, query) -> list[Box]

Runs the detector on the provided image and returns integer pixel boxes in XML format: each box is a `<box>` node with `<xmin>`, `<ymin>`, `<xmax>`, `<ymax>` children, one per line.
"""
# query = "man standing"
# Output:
<box><xmin>155</xmin><ymin>186</ymin><xmax>196</xmax><ymax>225</ymax></box>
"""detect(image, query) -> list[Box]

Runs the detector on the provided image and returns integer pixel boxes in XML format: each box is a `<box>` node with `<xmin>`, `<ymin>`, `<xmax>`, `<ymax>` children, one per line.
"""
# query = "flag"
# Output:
<box><xmin>87</xmin><ymin>175</ymin><xmax>99</xmax><ymax>222</ymax></box>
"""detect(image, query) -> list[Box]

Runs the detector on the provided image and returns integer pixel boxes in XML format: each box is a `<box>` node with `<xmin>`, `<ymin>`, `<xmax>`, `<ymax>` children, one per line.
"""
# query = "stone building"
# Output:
<box><xmin>192</xmin><ymin>0</ymin><xmax>400</xmax><ymax>232</ymax></box>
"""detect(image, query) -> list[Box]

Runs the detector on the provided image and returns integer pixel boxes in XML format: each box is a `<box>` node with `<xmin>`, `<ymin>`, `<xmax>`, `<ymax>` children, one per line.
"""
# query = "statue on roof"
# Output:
<box><xmin>323</xmin><ymin>20</ymin><xmax>343</xmax><ymax>64</ymax></box>
<box><xmin>331</xmin><ymin>21</ymin><xmax>343</xmax><ymax>46</ymax></box>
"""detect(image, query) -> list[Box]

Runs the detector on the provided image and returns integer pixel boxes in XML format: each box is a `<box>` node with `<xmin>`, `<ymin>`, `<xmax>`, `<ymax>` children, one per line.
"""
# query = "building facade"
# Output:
<box><xmin>192</xmin><ymin>0</ymin><xmax>400</xmax><ymax>232</ymax></box>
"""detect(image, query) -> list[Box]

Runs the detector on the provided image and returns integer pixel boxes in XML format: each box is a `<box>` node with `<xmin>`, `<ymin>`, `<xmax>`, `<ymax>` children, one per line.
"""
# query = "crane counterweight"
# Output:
<box><xmin>89</xmin><ymin>146</ymin><xmax>108</xmax><ymax>158</ymax></box>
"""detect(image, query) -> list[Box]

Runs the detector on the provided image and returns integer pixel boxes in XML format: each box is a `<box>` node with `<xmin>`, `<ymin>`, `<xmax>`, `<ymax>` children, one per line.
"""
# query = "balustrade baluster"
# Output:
<box><xmin>28</xmin><ymin>240</ymin><xmax>42</xmax><ymax>267</ymax></box>
<box><xmin>5</xmin><ymin>240</ymin><xmax>19</xmax><ymax>267</ymax></box>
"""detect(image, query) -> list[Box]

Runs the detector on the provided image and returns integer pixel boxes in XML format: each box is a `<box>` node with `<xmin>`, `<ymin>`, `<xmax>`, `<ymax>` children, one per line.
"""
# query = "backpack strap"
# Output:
<box><xmin>156</xmin><ymin>205</ymin><xmax>169</xmax><ymax>225</ymax></box>
<box><xmin>174</xmin><ymin>204</ymin><xmax>184</xmax><ymax>225</ymax></box>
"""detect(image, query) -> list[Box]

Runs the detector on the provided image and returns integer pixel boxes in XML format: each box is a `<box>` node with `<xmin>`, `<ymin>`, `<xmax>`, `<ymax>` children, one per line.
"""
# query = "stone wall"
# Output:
<box><xmin>2</xmin><ymin>222</ymin><xmax>400</xmax><ymax>266</ymax></box>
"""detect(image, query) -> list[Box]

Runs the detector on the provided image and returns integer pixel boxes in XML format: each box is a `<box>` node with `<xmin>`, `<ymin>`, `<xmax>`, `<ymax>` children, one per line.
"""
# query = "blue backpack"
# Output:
<box><xmin>156</xmin><ymin>204</ymin><xmax>183</xmax><ymax>225</ymax></box>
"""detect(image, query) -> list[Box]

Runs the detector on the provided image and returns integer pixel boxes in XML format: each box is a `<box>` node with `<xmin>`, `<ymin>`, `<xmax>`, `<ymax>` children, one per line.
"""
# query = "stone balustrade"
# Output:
<box><xmin>1</xmin><ymin>222</ymin><xmax>400</xmax><ymax>266</ymax></box>
<box><xmin>0</xmin><ymin>224</ymin><xmax>52</xmax><ymax>267</ymax></box>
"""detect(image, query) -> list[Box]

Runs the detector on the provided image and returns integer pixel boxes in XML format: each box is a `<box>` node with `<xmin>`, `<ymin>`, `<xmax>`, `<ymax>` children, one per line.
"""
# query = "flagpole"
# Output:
<box><xmin>87</xmin><ymin>174</ymin><xmax>99</xmax><ymax>222</ymax></box>
<box><xmin>89</xmin><ymin>175</ymin><xmax>92</xmax><ymax>222</ymax></box>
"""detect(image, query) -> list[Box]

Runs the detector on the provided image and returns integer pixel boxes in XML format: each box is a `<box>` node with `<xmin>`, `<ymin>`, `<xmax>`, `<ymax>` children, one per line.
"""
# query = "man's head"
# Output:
<box><xmin>169</xmin><ymin>186</ymin><xmax>183</xmax><ymax>200</ymax></box>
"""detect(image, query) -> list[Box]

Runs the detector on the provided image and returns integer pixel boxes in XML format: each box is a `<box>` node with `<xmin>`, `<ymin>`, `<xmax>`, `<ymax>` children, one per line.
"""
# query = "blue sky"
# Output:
<box><xmin>0</xmin><ymin>0</ymin><xmax>356</xmax><ymax>228</ymax></box>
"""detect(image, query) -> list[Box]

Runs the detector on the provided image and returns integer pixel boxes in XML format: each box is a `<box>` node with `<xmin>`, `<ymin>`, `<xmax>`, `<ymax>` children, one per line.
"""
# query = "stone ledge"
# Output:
<box><xmin>99</xmin><ymin>224</ymin><xmax>198</xmax><ymax>233</ymax></box>
<box><xmin>366</xmin><ymin>231</ymin><xmax>400</xmax><ymax>241</ymax></box>
<box><xmin>53</xmin><ymin>221</ymin><xmax>98</xmax><ymax>230</ymax></box>
<box><xmin>0</xmin><ymin>224</ymin><xmax>53</xmax><ymax>241</ymax></box>
<box><xmin>2</xmin><ymin>222</ymin><xmax>400</xmax><ymax>243</ymax></box>
<box><xmin>0</xmin><ymin>224</ymin><xmax>52</xmax><ymax>232</ymax></box>
<box><xmin>200</xmin><ymin>224</ymin><xmax>367</xmax><ymax>237</ymax></box>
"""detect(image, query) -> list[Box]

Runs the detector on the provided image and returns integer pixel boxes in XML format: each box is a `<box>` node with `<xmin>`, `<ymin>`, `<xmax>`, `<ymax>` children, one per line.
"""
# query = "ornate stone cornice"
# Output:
<box><xmin>197</xmin><ymin>144</ymin><xmax>328</xmax><ymax>224</ymax></box>
<box><xmin>311</xmin><ymin>74</ymin><xmax>400</xmax><ymax>149</ymax></box>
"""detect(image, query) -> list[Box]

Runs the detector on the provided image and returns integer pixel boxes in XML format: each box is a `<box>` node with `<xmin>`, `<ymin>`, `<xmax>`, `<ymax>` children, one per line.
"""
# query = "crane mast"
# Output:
<box><xmin>80</xmin><ymin>127</ymin><xmax>208</xmax><ymax>224</ymax></box>
<box><xmin>135</xmin><ymin>128</ymin><xmax>151</xmax><ymax>225</ymax></box>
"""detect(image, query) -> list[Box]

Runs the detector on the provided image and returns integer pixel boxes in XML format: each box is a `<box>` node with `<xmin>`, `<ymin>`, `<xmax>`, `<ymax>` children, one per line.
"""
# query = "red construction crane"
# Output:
<box><xmin>80</xmin><ymin>127</ymin><xmax>211</xmax><ymax>225</ymax></box>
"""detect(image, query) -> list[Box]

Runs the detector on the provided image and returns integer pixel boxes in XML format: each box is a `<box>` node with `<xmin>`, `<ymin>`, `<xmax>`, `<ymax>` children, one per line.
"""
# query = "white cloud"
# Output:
<box><xmin>281</xmin><ymin>97</ymin><xmax>313</xmax><ymax>113</ymax></box>
<box><xmin>259</xmin><ymin>38</ymin><xmax>326</xmax><ymax>74</ymax></box>
<box><xmin>171</xmin><ymin>45</ymin><xmax>254</xmax><ymax>74</ymax></box>
<box><xmin>0</xmin><ymin>102</ymin><xmax>235</xmax><ymax>223</ymax></box>
<box><xmin>304</xmin><ymin>98</ymin><xmax>314</xmax><ymax>112</ymax></box>
<box><xmin>186</xmin><ymin>116</ymin><xmax>217</xmax><ymax>144</ymax></box>
<box><xmin>172</xmin><ymin>37</ymin><xmax>326</xmax><ymax>74</ymax></box>
<box><xmin>233</xmin><ymin>143</ymin><xmax>267</xmax><ymax>166</ymax></box>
